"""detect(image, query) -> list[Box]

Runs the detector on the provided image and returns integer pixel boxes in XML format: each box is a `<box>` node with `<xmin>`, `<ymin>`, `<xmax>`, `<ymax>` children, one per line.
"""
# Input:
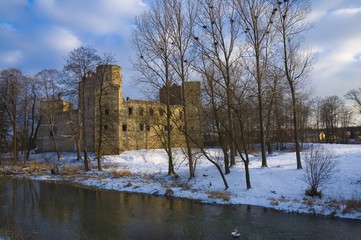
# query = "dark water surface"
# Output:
<box><xmin>0</xmin><ymin>177</ymin><xmax>360</xmax><ymax>240</ymax></box>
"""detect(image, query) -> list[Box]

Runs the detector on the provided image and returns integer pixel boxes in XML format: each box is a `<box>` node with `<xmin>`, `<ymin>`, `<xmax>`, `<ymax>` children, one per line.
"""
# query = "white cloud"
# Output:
<box><xmin>1</xmin><ymin>50</ymin><xmax>23</xmax><ymax>65</ymax></box>
<box><xmin>34</xmin><ymin>0</ymin><xmax>147</xmax><ymax>35</ymax></box>
<box><xmin>45</xmin><ymin>27</ymin><xmax>82</xmax><ymax>53</ymax></box>
<box><xmin>307</xmin><ymin>1</ymin><xmax>361</xmax><ymax>97</ymax></box>
<box><xmin>331</xmin><ymin>7</ymin><xmax>361</xmax><ymax>16</ymax></box>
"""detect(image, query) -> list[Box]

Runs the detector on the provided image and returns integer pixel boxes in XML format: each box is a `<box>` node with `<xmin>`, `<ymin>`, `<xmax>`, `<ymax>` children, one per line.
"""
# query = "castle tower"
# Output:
<box><xmin>93</xmin><ymin>65</ymin><xmax>123</xmax><ymax>155</ymax></box>
<box><xmin>183</xmin><ymin>81</ymin><xmax>203</xmax><ymax>147</ymax></box>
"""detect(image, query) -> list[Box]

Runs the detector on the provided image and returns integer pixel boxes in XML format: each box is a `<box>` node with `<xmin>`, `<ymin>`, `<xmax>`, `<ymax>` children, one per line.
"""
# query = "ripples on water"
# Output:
<box><xmin>0</xmin><ymin>178</ymin><xmax>360</xmax><ymax>239</ymax></box>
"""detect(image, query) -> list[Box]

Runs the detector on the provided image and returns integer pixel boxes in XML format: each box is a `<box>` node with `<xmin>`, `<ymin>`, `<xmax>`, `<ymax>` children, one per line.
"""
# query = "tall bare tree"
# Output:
<box><xmin>0</xmin><ymin>89</ymin><xmax>10</xmax><ymax>153</ymax></box>
<box><xmin>24</xmin><ymin>77</ymin><xmax>41</xmax><ymax>161</ymax></box>
<box><xmin>194</xmin><ymin>0</ymin><xmax>244</xmax><ymax>170</ymax></box>
<box><xmin>235</xmin><ymin>0</ymin><xmax>275</xmax><ymax>167</ymax></box>
<box><xmin>63</xmin><ymin>46</ymin><xmax>101</xmax><ymax>171</ymax></box>
<box><xmin>165</xmin><ymin>0</ymin><xmax>199</xmax><ymax>178</ymax></box>
<box><xmin>132</xmin><ymin>0</ymin><xmax>178</xmax><ymax>176</ymax></box>
<box><xmin>35</xmin><ymin>69</ymin><xmax>62</xmax><ymax>161</ymax></box>
<box><xmin>275</xmin><ymin>0</ymin><xmax>314</xmax><ymax>169</ymax></box>
<box><xmin>0</xmin><ymin>69</ymin><xmax>24</xmax><ymax>164</ymax></box>
<box><xmin>94</xmin><ymin>53</ymin><xmax>116</xmax><ymax>171</ymax></box>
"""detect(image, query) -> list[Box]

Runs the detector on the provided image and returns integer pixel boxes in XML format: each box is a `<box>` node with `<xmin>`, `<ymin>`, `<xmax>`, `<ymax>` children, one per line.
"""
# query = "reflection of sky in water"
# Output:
<box><xmin>0</xmin><ymin>178</ymin><xmax>360</xmax><ymax>240</ymax></box>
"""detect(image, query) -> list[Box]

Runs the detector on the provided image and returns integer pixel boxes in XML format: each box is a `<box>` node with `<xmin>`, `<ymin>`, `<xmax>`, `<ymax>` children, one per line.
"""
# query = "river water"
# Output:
<box><xmin>0</xmin><ymin>178</ymin><xmax>360</xmax><ymax>240</ymax></box>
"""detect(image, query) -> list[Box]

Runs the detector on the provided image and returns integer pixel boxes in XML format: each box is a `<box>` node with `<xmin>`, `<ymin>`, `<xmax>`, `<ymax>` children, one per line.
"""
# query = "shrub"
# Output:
<box><xmin>303</xmin><ymin>144</ymin><xmax>338</xmax><ymax>198</ymax></box>
<box><xmin>342</xmin><ymin>199</ymin><xmax>361</xmax><ymax>214</ymax></box>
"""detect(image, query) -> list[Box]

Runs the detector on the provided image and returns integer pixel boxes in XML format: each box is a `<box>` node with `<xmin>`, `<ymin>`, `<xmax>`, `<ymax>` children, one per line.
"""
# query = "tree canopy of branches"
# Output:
<box><xmin>345</xmin><ymin>87</ymin><xmax>361</xmax><ymax>114</ymax></box>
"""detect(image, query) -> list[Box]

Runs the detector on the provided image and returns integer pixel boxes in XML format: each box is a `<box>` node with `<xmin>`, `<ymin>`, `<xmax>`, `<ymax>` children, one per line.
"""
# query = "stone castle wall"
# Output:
<box><xmin>36</xmin><ymin>64</ymin><xmax>202</xmax><ymax>156</ymax></box>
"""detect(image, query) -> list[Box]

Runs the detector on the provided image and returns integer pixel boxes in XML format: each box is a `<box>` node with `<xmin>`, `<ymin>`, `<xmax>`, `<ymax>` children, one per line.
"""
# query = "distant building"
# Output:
<box><xmin>36</xmin><ymin>64</ymin><xmax>202</xmax><ymax>155</ymax></box>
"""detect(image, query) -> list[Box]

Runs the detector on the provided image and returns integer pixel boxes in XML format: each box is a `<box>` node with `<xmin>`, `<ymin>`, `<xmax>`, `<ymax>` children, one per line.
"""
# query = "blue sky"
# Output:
<box><xmin>0</xmin><ymin>0</ymin><xmax>360</xmax><ymax>99</ymax></box>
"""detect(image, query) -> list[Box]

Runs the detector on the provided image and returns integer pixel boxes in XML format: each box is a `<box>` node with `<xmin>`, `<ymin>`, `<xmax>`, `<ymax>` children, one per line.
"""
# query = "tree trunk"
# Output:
<box><xmin>291</xmin><ymin>90</ymin><xmax>302</xmax><ymax>169</ymax></box>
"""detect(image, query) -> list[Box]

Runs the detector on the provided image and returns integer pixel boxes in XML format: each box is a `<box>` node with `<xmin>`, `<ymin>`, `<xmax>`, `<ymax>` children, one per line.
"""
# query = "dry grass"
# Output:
<box><xmin>342</xmin><ymin>199</ymin><xmax>361</xmax><ymax>214</ymax></box>
<box><xmin>268</xmin><ymin>197</ymin><xmax>279</xmax><ymax>206</ymax></box>
<box><xmin>278</xmin><ymin>196</ymin><xmax>290</xmax><ymax>203</ymax></box>
<box><xmin>110</xmin><ymin>169</ymin><xmax>133</xmax><ymax>178</ymax></box>
<box><xmin>302</xmin><ymin>198</ymin><xmax>314</xmax><ymax>207</ymax></box>
<box><xmin>207</xmin><ymin>191</ymin><xmax>230</xmax><ymax>202</ymax></box>
<box><xmin>28</xmin><ymin>162</ymin><xmax>49</xmax><ymax>172</ymax></box>
<box><xmin>59</xmin><ymin>165</ymin><xmax>82</xmax><ymax>176</ymax></box>
<box><xmin>63</xmin><ymin>165</ymin><xmax>82</xmax><ymax>172</ymax></box>
<box><xmin>326</xmin><ymin>199</ymin><xmax>341</xmax><ymax>210</ymax></box>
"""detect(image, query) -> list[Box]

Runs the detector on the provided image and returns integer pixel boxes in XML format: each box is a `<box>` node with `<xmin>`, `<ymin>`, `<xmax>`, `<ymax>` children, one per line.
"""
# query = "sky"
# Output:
<box><xmin>0</xmin><ymin>0</ymin><xmax>360</xmax><ymax>100</ymax></box>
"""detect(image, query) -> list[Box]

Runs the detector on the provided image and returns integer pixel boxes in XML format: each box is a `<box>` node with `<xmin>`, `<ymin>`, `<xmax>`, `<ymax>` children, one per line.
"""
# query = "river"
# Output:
<box><xmin>0</xmin><ymin>177</ymin><xmax>360</xmax><ymax>239</ymax></box>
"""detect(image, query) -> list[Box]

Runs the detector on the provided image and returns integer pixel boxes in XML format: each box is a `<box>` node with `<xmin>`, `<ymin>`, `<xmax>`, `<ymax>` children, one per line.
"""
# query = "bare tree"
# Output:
<box><xmin>194</xmin><ymin>0</ymin><xmax>244</xmax><ymax>171</ymax></box>
<box><xmin>0</xmin><ymin>89</ymin><xmax>10</xmax><ymax>153</ymax></box>
<box><xmin>0</xmin><ymin>69</ymin><xmax>25</xmax><ymax>164</ymax></box>
<box><xmin>345</xmin><ymin>88</ymin><xmax>361</xmax><ymax>114</ymax></box>
<box><xmin>339</xmin><ymin>105</ymin><xmax>353</xmax><ymax>128</ymax></box>
<box><xmin>319</xmin><ymin>95</ymin><xmax>344</xmax><ymax>143</ymax></box>
<box><xmin>35</xmin><ymin>69</ymin><xmax>62</xmax><ymax>161</ymax></box>
<box><xmin>132</xmin><ymin>0</ymin><xmax>178</xmax><ymax>176</ymax></box>
<box><xmin>303</xmin><ymin>144</ymin><xmax>338</xmax><ymax>198</ymax></box>
<box><xmin>275</xmin><ymin>0</ymin><xmax>314</xmax><ymax>169</ymax></box>
<box><xmin>234</xmin><ymin>0</ymin><xmax>276</xmax><ymax>167</ymax></box>
<box><xmin>63</xmin><ymin>46</ymin><xmax>101</xmax><ymax>171</ymax></box>
<box><xmin>18</xmin><ymin>75</ymin><xmax>41</xmax><ymax>162</ymax></box>
<box><xmin>165</xmin><ymin>0</ymin><xmax>199</xmax><ymax>178</ymax></box>
<box><xmin>24</xmin><ymin>78</ymin><xmax>41</xmax><ymax>161</ymax></box>
<box><xmin>94</xmin><ymin>53</ymin><xmax>116</xmax><ymax>171</ymax></box>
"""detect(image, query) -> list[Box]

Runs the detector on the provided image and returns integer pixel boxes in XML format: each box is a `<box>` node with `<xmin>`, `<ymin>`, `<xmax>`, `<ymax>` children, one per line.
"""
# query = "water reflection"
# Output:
<box><xmin>0</xmin><ymin>178</ymin><xmax>360</xmax><ymax>240</ymax></box>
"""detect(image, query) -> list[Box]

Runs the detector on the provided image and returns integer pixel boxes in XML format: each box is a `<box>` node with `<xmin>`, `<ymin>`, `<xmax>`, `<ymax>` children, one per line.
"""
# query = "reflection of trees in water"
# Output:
<box><xmin>0</xmin><ymin>178</ymin><xmax>13</xmax><ymax>232</ymax></box>
<box><xmin>38</xmin><ymin>181</ymin><xmax>80</xmax><ymax>223</ymax></box>
<box><xmin>0</xmin><ymin>178</ymin><xmax>40</xmax><ymax>238</ymax></box>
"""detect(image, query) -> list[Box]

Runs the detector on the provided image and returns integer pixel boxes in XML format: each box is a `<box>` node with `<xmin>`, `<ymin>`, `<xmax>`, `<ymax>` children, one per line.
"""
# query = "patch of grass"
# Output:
<box><xmin>326</xmin><ymin>199</ymin><xmax>341</xmax><ymax>210</ymax></box>
<box><xmin>292</xmin><ymin>198</ymin><xmax>300</xmax><ymax>203</ymax></box>
<box><xmin>59</xmin><ymin>165</ymin><xmax>82</xmax><ymax>176</ymax></box>
<box><xmin>12</xmin><ymin>165</ymin><xmax>23</xmax><ymax>172</ymax></box>
<box><xmin>207</xmin><ymin>191</ymin><xmax>230</xmax><ymax>202</ymax></box>
<box><xmin>342</xmin><ymin>199</ymin><xmax>361</xmax><ymax>214</ymax></box>
<box><xmin>268</xmin><ymin>197</ymin><xmax>279</xmax><ymax>206</ymax></box>
<box><xmin>28</xmin><ymin>162</ymin><xmax>49</xmax><ymax>172</ymax></box>
<box><xmin>63</xmin><ymin>165</ymin><xmax>82</xmax><ymax>172</ymax></box>
<box><xmin>279</xmin><ymin>196</ymin><xmax>290</xmax><ymax>203</ymax></box>
<box><xmin>110</xmin><ymin>169</ymin><xmax>132</xmax><ymax>178</ymax></box>
<box><xmin>302</xmin><ymin>198</ymin><xmax>314</xmax><ymax>207</ymax></box>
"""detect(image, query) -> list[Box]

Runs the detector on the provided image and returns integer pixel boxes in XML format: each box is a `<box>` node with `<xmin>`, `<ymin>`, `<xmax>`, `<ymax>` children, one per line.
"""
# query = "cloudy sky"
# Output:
<box><xmin>0</xmin><ymin>0</ymin><xmax>360</xmax><ymax>99</ymax></box>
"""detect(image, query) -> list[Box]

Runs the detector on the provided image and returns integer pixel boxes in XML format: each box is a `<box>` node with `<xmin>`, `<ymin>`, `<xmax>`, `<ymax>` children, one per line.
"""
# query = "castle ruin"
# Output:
<box><xmin>36</xmin><ymin>64</ymin><xmax>202</xmax><ymax>155</ymax></box>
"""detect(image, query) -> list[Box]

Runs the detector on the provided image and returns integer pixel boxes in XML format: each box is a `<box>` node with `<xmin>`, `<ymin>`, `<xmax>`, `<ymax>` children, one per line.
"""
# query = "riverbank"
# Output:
<box><xmin>1</xmin><ymin>144</ymin><xmax>360</xmax><ymax>220</ymax></box>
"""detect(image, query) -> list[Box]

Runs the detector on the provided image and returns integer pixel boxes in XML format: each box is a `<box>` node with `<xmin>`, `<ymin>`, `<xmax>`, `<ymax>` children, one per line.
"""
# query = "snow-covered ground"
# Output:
<box><xmin>2</xmin><ymin>144</ymin><xmax>361</xmax><ymax>220</ymax></box>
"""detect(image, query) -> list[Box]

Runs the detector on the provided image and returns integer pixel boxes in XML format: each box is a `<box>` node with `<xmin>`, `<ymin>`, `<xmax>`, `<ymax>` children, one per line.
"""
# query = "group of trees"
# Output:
<box><xmin>1</xmin><ymin>0</ymin><xmax>360</xmax><ymax>190</ymax></box>
<box><xmin>132</xmin><ymin>0</ymin><xmax>360</xmax><ymax>189</ymax></box>
<box><xmin>0</xmin><ymin>47</ymin><xmax>115</xmax><ymax>171</ymax></box>
<box><xmin>132</xmin><ymin>0</ymin><xmax>315</xmax><ymax>188</ymax></box>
